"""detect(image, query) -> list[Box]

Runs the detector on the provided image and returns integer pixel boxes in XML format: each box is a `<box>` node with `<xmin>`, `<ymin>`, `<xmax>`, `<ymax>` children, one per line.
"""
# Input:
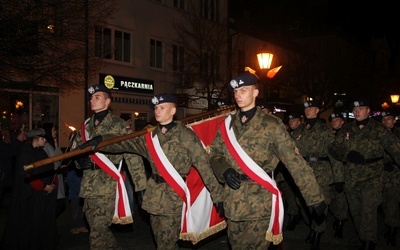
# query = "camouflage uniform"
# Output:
<box><xmin>100</xmin><ymin>121</ymin><xmax>223</xmax><ymax>250</ymax></box>
<box><xmin>291</xmin><ymin>119</ymin><xmax>335</xmax><ymax>236</ymax></box>
<box><xmin>329</xmin><ymin>118</ymin><xmax>400</xmax><ymax>244</ymax></box>
<box><xmin>382</xmin><ymin>124</ymin><xmax>400</xmax><ymax>244</ymax></box>
<box><xmin>72</xmin><ymin>111</ymin><xmax>147</xmax><ymax>250</ymax></box>
<box><xmin>210</xmin><ymin>109</ymin><xmax>324</xmax><ymax>250</ymax></box>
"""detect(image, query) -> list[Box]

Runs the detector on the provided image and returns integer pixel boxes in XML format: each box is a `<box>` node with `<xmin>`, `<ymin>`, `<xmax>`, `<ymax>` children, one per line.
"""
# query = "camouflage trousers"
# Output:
<box><xmin>227</xmin><ymin>219</ymin><xmax>270</xmax><ymax>250</ymax></box>
<box><xmin>84</xmin><ymin>198</ymin><xmax>120</xmax><ymax>250</ymax></box>
<box><xmin>150</xmin><ymin>213</ymin><xmax>181</xmax><ymax>250</ymax></box>
<box><xmin>329</xmin><ymin>188</ymin><xmax>349</xmax><ymax>221</ymax></box>
<box><xmin>346</xmin><ymin>186</ymin><xmax>382</xmax><ymax>243</ymax></box>
<box><xmin>279</xmin><ymin>180</ymin><xmax>299</xmax><ymax>216</ymax></box>
<box><xmin>382</xmin><ymin>187</ymin><xmax>400</xmax><ymax>227</ymax></box>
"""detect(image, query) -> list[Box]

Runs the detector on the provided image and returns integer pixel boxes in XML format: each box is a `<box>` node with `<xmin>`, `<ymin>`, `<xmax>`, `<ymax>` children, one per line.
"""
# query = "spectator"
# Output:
<box><xmin>2</xmin><ymin>128</ymin><xmax>58</xmax><ymax>250</ymax></box>
<box><xmin>0</xmin><ymin>132</ymin><xmax>26</xmax><ymax>208</ymax></box>
<box><xmin>66</xmin><ymin>165</ymin><xmax>88</xmax><ymax>234</ymax></box>
<box><xmin>42</xmin><ymin>122</ymin><xmax>66</xmax><ymax>218</ymax></box>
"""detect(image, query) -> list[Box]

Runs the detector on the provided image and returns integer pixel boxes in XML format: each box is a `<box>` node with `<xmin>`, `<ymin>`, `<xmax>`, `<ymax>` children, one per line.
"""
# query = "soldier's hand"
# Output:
<box><xmin>334</xmin><ymin>182</ymin><xmax>345</xmax><ymax>193</ymax></box>
<box><xmin>78</xmin><ymin>135</ymin><xmax>103</xmax><ymax>150</ymax></box>
<box><xmin>223</xmin><ymin>168</ymin><xmax>241</xmax><ymax>190</ymax></box>
<box><xmin>308</xmin><ymin>201</ymin><xmax>326</xmax><ymax>225</ymax></box>
<box><xmin>347</xmin><ymin>150</ymin><xmax>365</xmax><ymax>164</ymax></box>
<box><xmin>214</xmin><ymin>202</ymin><xmax>225</xmax><ymax>218</ymax></box>
<box><xmin>136</xmin><ymin>190</ymin><xmax>145</xmax><ymax>207</ymax></box>
<box><xmin>384</xmin><ymin>162</ymin><xmax>395</xmax><ymax>172</ymax></box>
<box><xmin>76</xmin><ymin>156</ymin><xmax>94</xmax><ymax>170</ymax></box>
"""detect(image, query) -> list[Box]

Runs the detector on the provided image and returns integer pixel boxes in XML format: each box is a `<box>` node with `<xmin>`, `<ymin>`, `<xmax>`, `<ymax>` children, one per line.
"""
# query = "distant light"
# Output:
<box><xmin>391</xmin><ymin>94</ymin><xmax>399</xmax><ymax>104</ymax></box>
<box><xmin>257</xmin><ymin>52</ymin><xmax>274</xmax><ymax>70</ymax></box>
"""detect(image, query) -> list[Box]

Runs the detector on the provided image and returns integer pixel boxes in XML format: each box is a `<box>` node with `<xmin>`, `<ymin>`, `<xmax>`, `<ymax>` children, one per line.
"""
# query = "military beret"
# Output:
<box><xmin>304</xmin><ymin>100</ymin><xmax>318</xmax><ymax>108</ymax></box>
<box><xmin>381</xmin><ymin>110</ymin><xmax>395</xmax><ymax>118</ymax></box>
<box><xmin>329</xmin><ymin>112</ymin><xmax>344</xmax><ymax>122</ymax></box>
<box><xmin>259</xmin><ymin>103</ymin><xmax>273</xmax><ymax>110</ymax></box>
<box><xmin>88</xmin><ymin>84</ymin><xmax>112</xmax><ymax>98</ymax></box>
<box><xmin>229</xmin><ymin>72</ymin><xmax>259</xmax><ymax>90</ymax></box>
<box><xmin>288</xmin><ymin>113</ymin><xmax>301</xmax><ymax>120</ymax></box>
<box><xmin>150</xmin><ymin>93</ymin><xmax>177</xmax><ymax>110</ymax></box>
<box><xmin>25</xmin><ymin>128</ymin><xmax>46</xmax><ymax>138</ymax></box>
<box><xmin>352</xmin><ymin>99</ymin><xmax>369</xmax><ymax>107</ymax></box>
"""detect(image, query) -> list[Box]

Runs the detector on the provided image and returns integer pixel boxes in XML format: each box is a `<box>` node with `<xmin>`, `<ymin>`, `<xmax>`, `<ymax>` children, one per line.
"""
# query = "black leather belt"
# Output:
<box><xmin>151</xmin><ymin>174</ymin><xmax>186</xmax><ymax>184</ymax></box>
<box><xmin>304</xmin><ymin>156</ymin><xmax>329</xmax><ymax>162</ymax></box>
<box><xmin>364</xmin><ymin>157</ymin><xmax>383</xmax><ymax>164</ymax></box>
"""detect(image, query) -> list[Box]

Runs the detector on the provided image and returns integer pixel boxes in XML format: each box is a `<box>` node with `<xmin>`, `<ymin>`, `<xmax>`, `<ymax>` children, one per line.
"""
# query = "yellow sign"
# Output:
<box><xmin>104</xmin><ymin>75</ymin><xmax>115</xmax><ymax>89</ymax></box>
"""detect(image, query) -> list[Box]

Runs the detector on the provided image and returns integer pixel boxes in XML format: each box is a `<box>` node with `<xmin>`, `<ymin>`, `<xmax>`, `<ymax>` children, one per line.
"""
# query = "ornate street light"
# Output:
<box><xmin>257</xmin><ymin>51</ymin><xmax>274</xmax><ymax>70</ymax></box>
<box><xmin>391</xmin><ymin>94</ymin><xmax>399</xmax><ymax>104</ymax></box>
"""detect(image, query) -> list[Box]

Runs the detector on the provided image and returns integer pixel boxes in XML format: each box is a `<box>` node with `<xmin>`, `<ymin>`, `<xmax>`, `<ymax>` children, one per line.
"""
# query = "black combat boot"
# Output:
<box><xmin>333</xmin><ymin>219</ymin><xmax>344</xmax><ymax>238</ymax></box>
<box><xmin>286</xmin><ymin>214</ymin><xmax>299</xmax><ymax>231</ymax></box>
<box><xmin>359</xmin><ymin>241</ymin><xmax>375</xmax><ymax>250</ymax></box>
<box><xmin>386</xmin><ymin>227</ymin><xmax>397</xmax><ymax>246</ymax></box>
<box><xmin>305</xmin><ymin>230</ymin><xmax>316</xmax><ymax>243</ymax></box>
<box><xmin>310</xmin><ymin>232</ymin><xmax>322</xmax><ymax>250</ymax></box>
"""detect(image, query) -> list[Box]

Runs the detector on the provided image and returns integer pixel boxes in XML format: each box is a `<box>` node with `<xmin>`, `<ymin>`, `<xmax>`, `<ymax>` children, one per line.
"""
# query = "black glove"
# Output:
<box><xmin>384</xmin><ymin>162</ymin><xmax>395</xmax><ymax>172</ymax></box>
<box><xmin>137</xmin><ymin>190</ymin><xmax>145</xmax><ymax>207</ymax></box>
<box><xmin>78</xmin><ymin>135</ymin><xmax>103</xmax><ymax>150</ymax></box>
<box><xmin>223</xmin><ymin>168</ymin><xmax>241</xmax><ymax>190</ymax></box>
<box><xmin>334</xmin><ymin>182</ymin><xmax>345</xmax><ymax>193</ymax></box>
<box><xmin>214</xmin><ymin>202</ymin><xmax>225</xmax><ymax>218</ymax></box>
<box><xmin>76</xmin><ymin>156</ymin><xmax>94</xmax><ymax>170</ymax></box>
<box><xmin>308</xmin><ymin>201</ymin><xmax>327</xmax><ymax>225</ymax></box>
<box><xmin>347</xmin><ymin>150</ymin><xmax>365</xmax><ymax>164</ymax></box>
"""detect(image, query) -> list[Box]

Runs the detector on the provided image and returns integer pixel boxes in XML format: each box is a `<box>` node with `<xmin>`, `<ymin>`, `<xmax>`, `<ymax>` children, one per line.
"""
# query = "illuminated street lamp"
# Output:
<box><xmin>391</xmin><ymin>94</ymin><xmax>399</xmax><ymax>104</ymax></box>
<box><xmin>257</xmin><ymin>51</ymin><xmax>274</xmax><ymax>70</ymax></box>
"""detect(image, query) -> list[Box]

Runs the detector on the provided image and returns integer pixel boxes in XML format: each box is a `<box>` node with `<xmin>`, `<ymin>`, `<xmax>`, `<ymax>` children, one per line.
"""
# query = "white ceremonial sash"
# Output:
<box><xmin>81</xmin><ymin>119</ymin><xmax>132</xmax><ymax>224</ymax></box>
<box><xmin>220</xmin><ymin>115</ymin><xmax>284</xmax><ymax>245</ymax></box>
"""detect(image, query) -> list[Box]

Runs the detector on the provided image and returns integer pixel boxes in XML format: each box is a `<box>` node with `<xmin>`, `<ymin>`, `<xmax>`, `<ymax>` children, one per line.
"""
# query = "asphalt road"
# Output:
<box><xmin>0</xmin><ymin>190</ymin><xmax>398</xmax><ymax>250</ymax></box>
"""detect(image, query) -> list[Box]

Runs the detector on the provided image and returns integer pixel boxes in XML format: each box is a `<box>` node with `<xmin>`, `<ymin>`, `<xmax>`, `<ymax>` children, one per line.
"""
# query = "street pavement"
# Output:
<box><xmin>0</xmin><ymin>189</ymin><xmax>398</xmax><ymax>250</ymax></box>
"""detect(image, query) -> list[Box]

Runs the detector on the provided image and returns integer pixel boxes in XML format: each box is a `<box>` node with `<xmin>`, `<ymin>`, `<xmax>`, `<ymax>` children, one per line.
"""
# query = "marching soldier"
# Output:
<box><xmin>329</xmin><ymin>99</ymin><xmax>400</xmax><ymax>250</ymax></box>
<box><xmin>72</xmin><ymin>85</ymin><xmax>147</xmax><ymax>249</ymax></box>
<box><xmin>209</xmin><ymin>72</ymin><xmax>326</xmax><ymax>249</ymax></box>
<box><xmin>291</xmin><ymin>101</ymin><xmax>336</xmax><ymax>250</ymax></box>
<box><xmin>380</xmin><ymin>110</ymin><xmax>400</xmax><ymax>246</ymax></box>
<box><xmin>77</xmin><ymin>93</ymin><xmax>224</xmax><ymax>250</ymax></box>
<box><xmin>328</xmin><ymin>112</ymin><xmax>348</xmax><ymax>238</ymax></box>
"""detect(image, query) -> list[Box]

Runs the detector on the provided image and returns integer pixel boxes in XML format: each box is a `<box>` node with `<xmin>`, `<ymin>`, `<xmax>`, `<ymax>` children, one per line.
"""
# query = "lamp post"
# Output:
<box><xmin>391</xmin><ymin>94</ymin><xmax>399</xmax><ymax>105</ymax></box>
<box><xmin>257</xmin><ymin>49</ymin><xmax>273</xmax><ymax>103</ymax></box>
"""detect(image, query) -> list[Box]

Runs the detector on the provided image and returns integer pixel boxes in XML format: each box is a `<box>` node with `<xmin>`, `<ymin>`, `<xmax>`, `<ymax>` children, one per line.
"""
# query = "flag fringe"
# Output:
<box><xmin>265</xmin><ymin>230</ymin><xmax>283</xmax><ymax>245</ymax></box>
<box><xmin>179</xmin><ymin>220</ymin><xmax>227</xmax><ymax>245</ymax></box>
<box><xmin>112</xmin><ymin>215</ymin><xmax>133</xmax><ymax>224</ymax></box>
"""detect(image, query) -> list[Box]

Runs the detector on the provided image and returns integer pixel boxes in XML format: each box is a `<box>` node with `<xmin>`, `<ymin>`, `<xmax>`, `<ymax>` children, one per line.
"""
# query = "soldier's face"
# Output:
<box><xmin>304</xmin><ymin>107</ymin><xmax>319</xmax><ymax>119</ymax></box>
<box><xmin>154</xmin><ymin>102</ymin><xmax>176</xmax><ymax>125</ymax></box>
<box><xmin>331</xmin><ymin>117</ymin><xmax>344</xmax><ymax>130</ymax></box>
<box><xmin>289</xmin><ymin>118</ymin><xmax>301</xmax><ymax>130</ymax></box>
<box><xmin>90</xmin><ymin>92</ymin><xmax>110</xmax><ymax>113</ymax></box>
<box><xmin>382</xmin><ymin>116</ymin><xmax>396</xmax><ymax>129</ymax></box>
<box><xmin>233</xmin><ymin>85</ymin><xmax>258</xmax><ymax>111</ymax></box>
<box><xmin>352</xmin><ymin>106</ymin><xmax>370</xmax><ymax>121</ymax></box>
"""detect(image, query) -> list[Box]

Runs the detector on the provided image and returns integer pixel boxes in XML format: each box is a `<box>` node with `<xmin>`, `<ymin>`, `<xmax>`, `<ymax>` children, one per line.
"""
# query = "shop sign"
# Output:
<box><xmin>99</xmin><ymin>73</ymin><xmax>154</xmax><ymax>94</ymax></box>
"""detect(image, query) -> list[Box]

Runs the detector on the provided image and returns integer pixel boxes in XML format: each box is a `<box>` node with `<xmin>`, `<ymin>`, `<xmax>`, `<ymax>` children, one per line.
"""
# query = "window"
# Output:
<box><xmin>95</xmin><ymin>26</ymin><xmax>131</xmax><ymax>63</ymax></box>
<box><xmin>173</xmin><ymin>0</ymin><xmax>185</xmax><ymax>10</ymax></box>
<box><xmin>202</xmin><ymin>0</ymin><xmax>219</xmax><ymax>21</ymax></box>
<box><xmin>203</xmin><ymin>52</ymin><xmax>220</xmax><ymax>78</ymax></box>
<box><xmin>173</xmin><ymin>45</ymin><xmax>184</xmax><ymax>72</ymax></box>
<box><xmin>150</xmin><ymin>39</ymin><xmax>163</xmax><ymax>69</ymax></box>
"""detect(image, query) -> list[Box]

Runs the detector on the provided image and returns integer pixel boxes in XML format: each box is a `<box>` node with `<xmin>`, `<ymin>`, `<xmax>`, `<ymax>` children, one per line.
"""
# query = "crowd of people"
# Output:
<box><xmin>1</xmin><ymin>71</ymin><xmax>399</xmax><ymax>250</ymax></box>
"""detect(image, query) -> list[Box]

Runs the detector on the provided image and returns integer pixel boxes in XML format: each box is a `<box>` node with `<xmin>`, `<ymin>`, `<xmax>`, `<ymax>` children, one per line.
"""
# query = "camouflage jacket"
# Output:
<box><xmin>209</xmin><ymin>109</ymin><xmax>324</xmax><ymax>221</ymax></box>
<box><xmin>329</xmin><ymin>118</ymin><xmax>400</xmax><ymax>188</ymax></box>
<box><xmin>72</xmin><ymin>111</ymin><xmax>147</xmax><ymax>198</ymax></box>
<box><xmin>291</xmin><ymin>121</ymin><xmax>336</xmax><ymax>186</ymax></box>
<box><xmin>383</xmin><ymin>126</ymin><xmax>400</xmax><ymax>189</ymax></box>
<box><xmin>100</xmin><ymin>121</ymin><xmax>223</xmax><ymax>215</ymax></box>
